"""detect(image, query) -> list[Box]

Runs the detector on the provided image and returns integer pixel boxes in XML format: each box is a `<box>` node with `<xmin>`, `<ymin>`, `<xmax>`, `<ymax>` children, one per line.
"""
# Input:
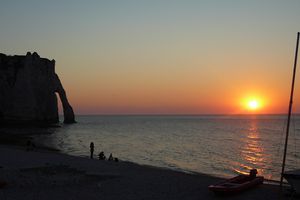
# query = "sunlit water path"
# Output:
<box><xmin>33</xmin><ymin>115</ymin><xmax>300</xmax><ymax>180</ymax></box>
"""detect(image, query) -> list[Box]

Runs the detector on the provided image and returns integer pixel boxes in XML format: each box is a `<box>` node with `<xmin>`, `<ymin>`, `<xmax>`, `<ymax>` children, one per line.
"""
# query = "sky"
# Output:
<box><xmin>1</xmin><ymin>0</ymin><xmax>300</xmax><ymax>114</ymax></box>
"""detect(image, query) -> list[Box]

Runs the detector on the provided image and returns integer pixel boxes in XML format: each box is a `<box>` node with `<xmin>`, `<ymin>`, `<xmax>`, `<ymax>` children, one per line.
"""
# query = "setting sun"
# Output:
<box><xmin>240</xmin><ymin>95</ymin><xmax>266</xmax><ymax>113</ymax></box>
<box><xmin>247</xmin><ymin>100</ymin><xmax>260</xmax><ymax>110</ymax></box>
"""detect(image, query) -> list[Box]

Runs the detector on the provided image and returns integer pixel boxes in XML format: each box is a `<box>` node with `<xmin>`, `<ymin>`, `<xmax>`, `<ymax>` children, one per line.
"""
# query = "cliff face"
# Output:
<box><xmin>0</xmin><ymin>52</ymin><xmax>75</xmax><ymax>124</ymax></box>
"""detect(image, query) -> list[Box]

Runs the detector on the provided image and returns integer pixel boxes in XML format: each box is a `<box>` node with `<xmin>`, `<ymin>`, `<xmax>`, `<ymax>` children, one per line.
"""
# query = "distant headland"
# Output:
<box><xmin>0</xmin><ymin>52</ymin><xmax>75</xmax><ymax>125</ymax></box>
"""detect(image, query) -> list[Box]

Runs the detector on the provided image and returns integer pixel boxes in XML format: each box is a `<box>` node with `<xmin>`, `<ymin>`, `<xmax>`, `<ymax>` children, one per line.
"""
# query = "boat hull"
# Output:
<box><xmin>283</xmin><ymin>170</ymin><xmax>300</xmax><ymax>192</ymax></box>
<box><xmin>209</xmin><ymin>175</ymin><xmax>264</xmax><ymax>194</ymax></box>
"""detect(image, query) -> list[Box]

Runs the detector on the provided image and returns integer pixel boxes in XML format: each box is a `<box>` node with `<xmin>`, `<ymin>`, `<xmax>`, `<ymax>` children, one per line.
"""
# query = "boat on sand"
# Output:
<box><xmin>209</xmin><ymin>169</ymin><xmax>264</xmax><ymax>194</ymax></box>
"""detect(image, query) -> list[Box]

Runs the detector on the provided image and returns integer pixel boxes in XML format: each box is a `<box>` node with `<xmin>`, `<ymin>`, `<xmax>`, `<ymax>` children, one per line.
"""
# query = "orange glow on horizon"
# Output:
<box><xmin>239</xmin><ymin>94</ymin><xmax>267</xmax><ymax>114</ymax></box>
<box><xmin>65</xmin><ymin>88</ymin><xmax>290</xmax><ymax>115</ymax></box>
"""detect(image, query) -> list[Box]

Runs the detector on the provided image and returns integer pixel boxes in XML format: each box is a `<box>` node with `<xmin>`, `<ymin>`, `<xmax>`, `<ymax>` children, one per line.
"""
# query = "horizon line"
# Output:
<box><xmin>59</xmin><ymin>113</ymin><xmax>296</xmax><ymax>116</ymax></box>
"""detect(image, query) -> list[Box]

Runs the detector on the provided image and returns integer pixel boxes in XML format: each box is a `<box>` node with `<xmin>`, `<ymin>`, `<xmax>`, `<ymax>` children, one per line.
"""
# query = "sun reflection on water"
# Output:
<box><xmin>233</xmin><ymin>120</ymin><xmax>269</xmax><ymax>179</ymax></box>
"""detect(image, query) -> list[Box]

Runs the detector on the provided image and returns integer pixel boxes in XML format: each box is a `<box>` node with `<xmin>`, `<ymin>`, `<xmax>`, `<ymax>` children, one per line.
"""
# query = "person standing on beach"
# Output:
<box><xmin>90</xmin><ymin>142</ymin><xmax>94</xmax><ymax>159</ymax></box>
<box><xmin>108</xmin><ymin>153</ymin><xmax>113</xmax><ymax>161</ymax></box>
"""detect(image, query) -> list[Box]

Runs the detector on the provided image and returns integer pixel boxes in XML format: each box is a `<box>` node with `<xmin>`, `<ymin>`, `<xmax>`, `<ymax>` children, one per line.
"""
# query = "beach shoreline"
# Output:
<box><xmin>0</xmin><ymin>134</ymin><xmax>289</xmax><ymax>200</ymax></box>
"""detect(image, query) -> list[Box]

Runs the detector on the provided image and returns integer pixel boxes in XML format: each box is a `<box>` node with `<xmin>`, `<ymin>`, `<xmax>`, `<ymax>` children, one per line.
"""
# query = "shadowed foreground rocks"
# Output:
<box><xmin>0</xmin><ymin>52</ymin><xmax>75</xmax><ymax>125</ymax></box>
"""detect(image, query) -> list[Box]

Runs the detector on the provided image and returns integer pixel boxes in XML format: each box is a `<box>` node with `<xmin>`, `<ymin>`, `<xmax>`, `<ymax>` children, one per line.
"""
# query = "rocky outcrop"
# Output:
<box><xmin>0</xmin><ymin>52</ymin><xmax>75</xmax><ymax>125</ymax></box>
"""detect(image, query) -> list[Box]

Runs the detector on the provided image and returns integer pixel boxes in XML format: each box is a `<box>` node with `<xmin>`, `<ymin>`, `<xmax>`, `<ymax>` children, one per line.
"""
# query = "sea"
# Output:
<box><xmin>29</xmin><ymin>115</ymin><xmax>300</xmax><ymax>180</ymax></box>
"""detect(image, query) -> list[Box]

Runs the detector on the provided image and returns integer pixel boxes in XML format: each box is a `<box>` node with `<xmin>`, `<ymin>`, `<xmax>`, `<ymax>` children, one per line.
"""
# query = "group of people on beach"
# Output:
<box><xmin>90</xmin><ymin>142</ymin><xmax>118</xmax><ymax>162</ymax></box>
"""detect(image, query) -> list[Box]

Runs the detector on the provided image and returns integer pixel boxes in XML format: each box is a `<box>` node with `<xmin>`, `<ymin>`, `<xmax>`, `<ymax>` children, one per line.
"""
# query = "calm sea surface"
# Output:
<box><xmin>33</xmin><ymin>115</ymin><xmax>300</xmax><ymax>180</ymax></box>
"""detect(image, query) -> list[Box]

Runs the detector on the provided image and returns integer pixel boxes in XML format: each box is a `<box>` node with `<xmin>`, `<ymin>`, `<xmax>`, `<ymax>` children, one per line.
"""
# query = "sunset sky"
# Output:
<box><xmin>1</xmin><ymin>1</ymin><xmax>300</xmax><ymax>114</ymax></box>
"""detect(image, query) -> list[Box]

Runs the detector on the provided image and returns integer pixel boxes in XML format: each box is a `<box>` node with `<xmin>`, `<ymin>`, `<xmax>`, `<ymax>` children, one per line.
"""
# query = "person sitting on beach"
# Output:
<box><xmin>108</xmin><ymin>153</ymin><xmax>113</xmax><ymax>161</ymax></box>
<box><xmin>249</xmin><ymin>169</ymin><xmax>257</xmax><ymax>179</ymax></box>
<box><xmin>31</xmin><ymin>142</ymin><xmax>36</xmax><ymax>150</ymax></box>
<box><xmin>90</xmin><ymin>142</ymin><xmax>94</xmax><ymax>159</ymax></box>
<box><xmin>98</xmin><ymin>151</ymin><xmax>106</xmax><ymax>160</ymax></box>
<box><xmin>26</xmin><ymin>140</ymin><xmax>35</xmax><ymax>151</ymax></box>
<box><xmin>26</xmin><ymin>140</ymin><xmax>31</xmax><ymax>151</ymax></box>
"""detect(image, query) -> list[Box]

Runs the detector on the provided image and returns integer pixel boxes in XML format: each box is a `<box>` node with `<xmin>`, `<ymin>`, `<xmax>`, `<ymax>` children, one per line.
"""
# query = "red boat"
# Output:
<box><xmin>208</xmin><ymin>169</ymin><xmax>264</xmax><ymax>194</ymax></box>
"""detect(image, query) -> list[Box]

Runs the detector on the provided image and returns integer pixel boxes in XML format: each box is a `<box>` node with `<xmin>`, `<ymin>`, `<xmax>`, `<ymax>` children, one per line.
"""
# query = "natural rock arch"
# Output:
<box><xmin>0</xmin><ymin>52</ymin><xmax>75</xmax><ymax>124</ymax></box>
<box><xmin>54</xmin><ymin>74</ymin><xmax>75</xmax><ymax>124</ymax></box>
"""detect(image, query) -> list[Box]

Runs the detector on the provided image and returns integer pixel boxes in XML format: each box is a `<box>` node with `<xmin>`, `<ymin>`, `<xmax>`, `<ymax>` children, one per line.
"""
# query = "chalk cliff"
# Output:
<box><xmin>0</xmin><ymin>52</ymin><xmax>75</xmax><ymax>124</ymax></box>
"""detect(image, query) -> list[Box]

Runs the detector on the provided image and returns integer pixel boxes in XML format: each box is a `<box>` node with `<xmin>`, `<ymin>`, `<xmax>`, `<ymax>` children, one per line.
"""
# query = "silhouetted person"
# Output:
<box><xmin>26</xmin><ymin>140</ymin><xmax>31</xmax><ymax>151</ymax></box>
<box><xmin>31</xmin><ymin>142</ymin><xmax>36</xmax><ymax>150</ymax></box>
<box><xmin>98</xmin><ymin>151</ymin><xmax>106</xmax><ymax>160</ymax></box>
<box><xmin>249</xmin><ymin>169</ymin><xmax>257</xmax><ymax>179</ymax></box>
<box><xmin>108</xmin><ymin>153</ymin><xmax>113</xmax><ymax>161</ymax></box>
<box><xmin>90</xmin><ymin>142</ymin><xmax>94</xmax><ymax>159</ymax></box>
<box><xmin>26</xmin><ymin>140</ymin><xmax>35</xmax><ymax>151</ymax></box>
